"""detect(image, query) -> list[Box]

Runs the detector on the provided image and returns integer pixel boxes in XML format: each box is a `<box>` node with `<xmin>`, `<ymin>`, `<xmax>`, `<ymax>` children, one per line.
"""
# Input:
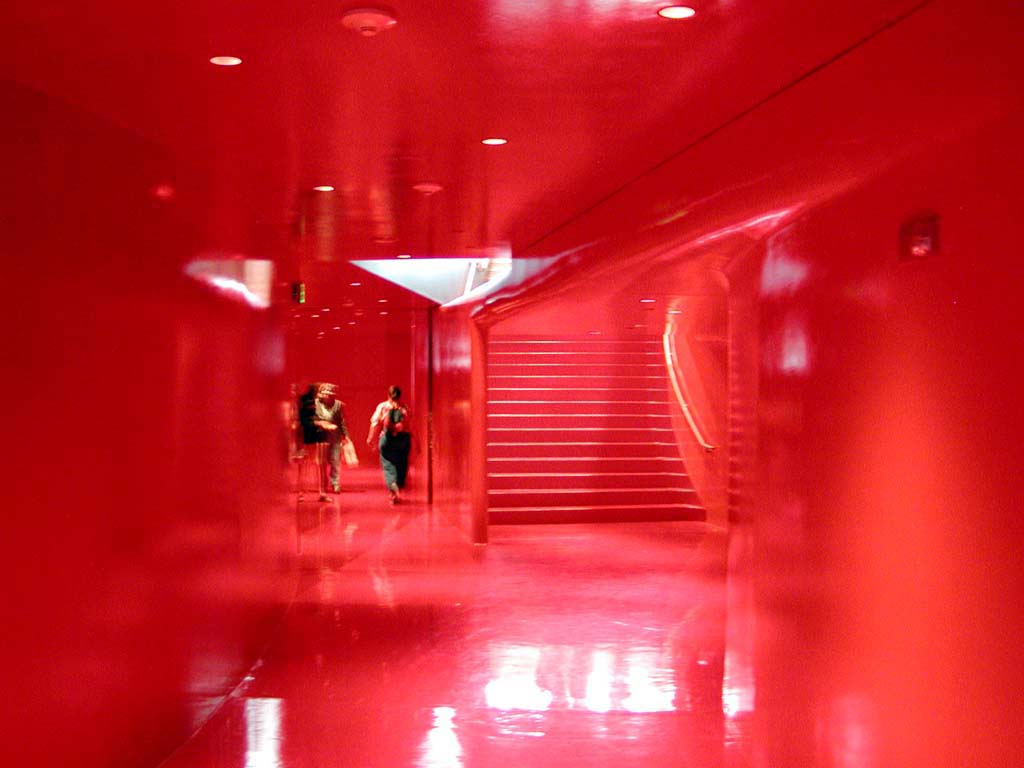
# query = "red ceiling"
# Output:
<box><xmin>1</xmin><ymin>0</ymin><xmax>922</xmax><ymax>309</ymax></box>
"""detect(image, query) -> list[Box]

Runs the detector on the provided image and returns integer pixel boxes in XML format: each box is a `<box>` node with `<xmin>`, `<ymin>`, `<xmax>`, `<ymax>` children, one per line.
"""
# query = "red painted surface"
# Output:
<box><xmin>430</xmin><ymin>306</ymin><xmax>482</xmax><ymax>539</ymax></box>
<box><xmin>3</xmin><ymin>0</ymin><xmax>1024</xmax><ymax>766</ymax></box>
<box><xmin>1</xmin><ymin>82</ymin><xmax>296</xmax><ymax>766</ymax></box>
<box><xmin>735</xmin><ymin>110</ymin><xmax>1024</xmax><ymax>767</ymax></box>
<box><xmin>160</xmin><ymin>506</ymin><xmax>731</xmax><ymax>768</ymax></box>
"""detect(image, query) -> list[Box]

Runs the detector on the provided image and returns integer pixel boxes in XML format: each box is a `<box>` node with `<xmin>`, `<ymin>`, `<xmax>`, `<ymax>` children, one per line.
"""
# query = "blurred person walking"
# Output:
<box><xmin>367</xmin><ymin>385</ymin><xmax>411</xmax><ymax>504</ymax></box>
<box><xmin>315</xmin><ymin>383</ymin><xmax>350</xmax><ymax>494</ymax></box>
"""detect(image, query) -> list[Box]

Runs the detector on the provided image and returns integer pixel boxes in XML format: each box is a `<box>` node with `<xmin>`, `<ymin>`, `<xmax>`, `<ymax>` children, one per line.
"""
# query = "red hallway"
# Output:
<box><xmin>3</xmin><ymin>1</ymin><xmax>1023</xmax><ymax>766</ymax></box>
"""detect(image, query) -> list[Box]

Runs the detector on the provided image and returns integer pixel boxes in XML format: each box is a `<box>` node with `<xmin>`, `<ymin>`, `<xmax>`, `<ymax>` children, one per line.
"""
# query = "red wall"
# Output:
<box><xmin>430</xmin><ymin>305</ymin><xmax>486</xmax><ymax>540</ymax></box>
<box><xmin>480</xmin><ymin>2</ymin><xmax>1024</xmax><ymax>764</ymax></box>
<box><xmin>736</xmin><ymin>111</ymin><xmax>1024</xmax><ymax>766</ymax></box>
<box><xmin>1</xmin><ymin>82</ymin><xmax>297</xmax><ymax>766</ymax></box>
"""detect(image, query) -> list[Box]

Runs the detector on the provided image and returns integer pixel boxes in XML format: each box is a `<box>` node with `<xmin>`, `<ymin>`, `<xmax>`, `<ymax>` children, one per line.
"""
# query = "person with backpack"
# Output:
<box><xmin>367</xmin><ymin>385</ymin><xmax>412</xmax><ymax>504</ymax></box>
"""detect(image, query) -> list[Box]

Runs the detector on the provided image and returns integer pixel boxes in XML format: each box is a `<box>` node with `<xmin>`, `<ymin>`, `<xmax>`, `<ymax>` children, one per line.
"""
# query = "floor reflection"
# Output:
<box><xmin>244</xmin><ymin>698</ymin><xmax>283</xmax><ymax>768</ymax></box>
<box><xmin>418</xmin><ymin>707</ymin><xmax>464</xmax><ymax>768</ymax></box>
<box><xmin>163</xmin><ymin>510</ymin><xmax>737</xmax><ymax>768</ymax></box>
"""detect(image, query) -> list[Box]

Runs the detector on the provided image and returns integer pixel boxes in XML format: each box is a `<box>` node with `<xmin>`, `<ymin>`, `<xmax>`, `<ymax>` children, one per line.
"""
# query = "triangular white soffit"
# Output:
<box><xmin>352</xmin><ymin>253</ymin><xmax>559</xmax><ymax>308</ymax></box>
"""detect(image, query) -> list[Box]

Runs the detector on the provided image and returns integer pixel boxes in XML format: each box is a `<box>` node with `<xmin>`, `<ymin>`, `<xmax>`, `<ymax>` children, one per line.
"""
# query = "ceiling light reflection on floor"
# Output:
<box><xmin>244</xmin><ymin>698</ymin><xmax>283</xmax><ymax>768</ymax></box>
<box><xmin>417</xmin><ymin>707</ymin><xmax>463</xmax><ymax>768</ymax></box>
<box><xmin>484</xmin><ymin>645</ymin><xmax>553</xmax><ymax>711</ymax></box>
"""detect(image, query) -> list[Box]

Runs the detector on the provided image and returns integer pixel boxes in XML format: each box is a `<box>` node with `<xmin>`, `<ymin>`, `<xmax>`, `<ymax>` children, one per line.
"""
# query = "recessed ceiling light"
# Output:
<box><xmin>667</xmin><ymin>309</ymin><xmax>683</xmax><ymax>315</ymax></box>
<box><xmin>333</xmin><ymin>326</ymin><xmax>342</xmax><ymax>330</ymax></box>
<box><xmin>350</xmin><ymin>281</ymin><xmax>362</xmax><ymax>287</ymax></box>
<box><xmin>379</xmin><ymin>311</ymin><xmax>389</xmax><ymax>316</ymax></box>
<box><xmin>210</xmin><ymin>56</ymin><xmax>242</xmax><ymax>66</ymax></box>
<box><xmin>397</xmin><ymin>253</ymin><xmax>412</xmax><ymax>259</ymax></box>
<box><xmin>413</xmin><ymin>182</ymin><xmax>444</xmax><ymax>195</ymax></box>
<box><xmin>321</xmin><ymin>308</ymin><xmax>331</xmax><ymax>312</ymax></box>
<box><xmin>378</xmin><ymin>299</ymin><xmax>388</xmax><ymax>303</ymax></box>
<box><xmin>152</xmin><ymin>184</ymin><xmax>176</xmax><ymax>200</ymax></box>
<box><xmin>313</xmin><ymin>185</ymin><xmax>335</xmax><ymax>192</ymax></box>
<box><xmin>341</xmin><ymin>7</ymin><xmax>398</xmax><ymax>37</ymax></box>
<box><xmin>658</xmin><ymin>5</ymin><xmax>697</xmax><ymax>19</ymax></box>
<box><xmin>588</xmin><ymin>331</ymin><xmax>602</xmax><ymax>335</ymax></box>
<box><xmin>640</xmin><ymin>298</ymin><xmax>656</xmax><ymax>303</ymax></box>
<box><xmin>481</xmin><ymin>137</ymin><xmax>508</xmax><ymax>146</ymax></box>
<box><xmin>348</xmin><ymin>321</ymin><xmax>357</xmax><ymax>326</ymax></box>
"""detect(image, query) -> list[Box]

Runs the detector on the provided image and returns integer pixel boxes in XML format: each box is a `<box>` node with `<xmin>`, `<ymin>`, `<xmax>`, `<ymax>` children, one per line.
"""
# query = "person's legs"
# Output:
<box><xmin>393</xmin><ymin>434</ymin><xmax>411</xmax><ymax>489</ymax></box>
<box><xmin>328</xmin><ymin>439</ymin><xmax>341</xmax><ymax>492</ymax></box>
<box><xmin>316</xmin><ymin>443</ymin><xmax>330</xmax><ymax>501</ymax></box>
<box><xmin>379</xmin><ymin>434</ymin><xmax>400</xmax><ymax>503</ymax></box>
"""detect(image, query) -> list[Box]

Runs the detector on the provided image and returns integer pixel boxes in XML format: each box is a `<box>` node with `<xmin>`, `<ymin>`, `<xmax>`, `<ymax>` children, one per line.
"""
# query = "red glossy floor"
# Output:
<box><xmin>162</xmin><ymin>467</ymin><xmax>739</xmax><ymax>767</ymax></box>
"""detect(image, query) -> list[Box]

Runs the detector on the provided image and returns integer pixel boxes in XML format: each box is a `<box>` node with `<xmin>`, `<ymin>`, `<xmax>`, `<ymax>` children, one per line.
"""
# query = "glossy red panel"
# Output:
<box><xmin>1</xmin><ymin>82</ymin><xmax>296</xmax><ymax>766</ymax></box>
<box><xmin>160</xmin><ymin>513</ymin><xmax>731</xmax><ymax>768</ymax></box>
<box><xmin>4</xmin><ymin>0</ymin><xmax>1024</xmax><ymax>765</ymax></box>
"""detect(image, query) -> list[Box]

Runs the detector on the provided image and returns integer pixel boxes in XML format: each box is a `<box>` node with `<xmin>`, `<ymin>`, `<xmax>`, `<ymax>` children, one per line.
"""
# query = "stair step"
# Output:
<box><xmin>490</xmin><ymin>338</ymin><xmax>660</xmax><ymax>349</ymax></box>
<box><xmin>487</xmin><ymin>441</ymin><xmax>681</xmax><ymax>459</ymax></box>
<box><xmin>487</xmin><ymin>427</ymin><xmax>677</xmax><ymax>443</ymax></box>
<box><xmin>488</xmin><ymin>488</ymin><xmax>698</xmax><ymax>508</ymax></box>
<box><xmin>487</xmin><ymin>372</ymin><xmax>663</xmax><ymax>387</ymax></box>
<box><xmin>489</xmin><ymin>400</ymin><xmax>669</xmax><ymax>415</ymax></box>
<box><xmin>487</xmin><ymin>456</ymin><xmax>687</xmax><ymax>473</ymax></box>
<box><xmin>487</xmin><ymin>413</ymin><xmax>672</xmax><ymax>429</ymax></box>
<box><xmin>489</xmin><ymin>503</ymin><xmax>706</xmax><ymax>525</ymax></box>
<box><xmin>487</xmin><ymin>471</ymin><xmax>689</xmax><ymax>490</ymax></box>
<box><xmin>489</xmin><ymin>387</ymin><xmax>667</xmax><ymax>402</ymax></box>
<box><xmin>489</xmin><ymin>363</ymin><xmax>665</xmax><ymax>378</ymax></box>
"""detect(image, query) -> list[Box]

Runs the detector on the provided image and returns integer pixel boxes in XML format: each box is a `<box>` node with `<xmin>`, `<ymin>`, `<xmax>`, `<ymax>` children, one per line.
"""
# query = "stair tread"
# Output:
<box><xmin>488</xmin><ymin>503</ymin><xmax>705</xmax><ymax>512</ymax></box>
<box><xmin>488</xmin><ymin>472</ymin><xmax>688</xmax><ymax>477</ymax></box>
<box><xmin>487</xmin><ymin>456</ymin><xmax>684</xmax><ymax>462</ymax></box>
<box><xmin>488</xmin><ymin>427</ymin><xmax>675</xmax><ymax>433</ymax></box>
<box><xmin>487</xmin><ymin>489</ymin><xmax>696</xmax><ymax>495</ymax></box>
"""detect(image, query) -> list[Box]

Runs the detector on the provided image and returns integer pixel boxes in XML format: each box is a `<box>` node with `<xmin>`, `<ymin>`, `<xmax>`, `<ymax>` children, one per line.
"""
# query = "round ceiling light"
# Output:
<box><xmin>313</xmin><ymin>185</ymin><xmax>335</xmax><ymax>192</ymax></box>
<box><xmin>413</xmin><ymin>182</ymin><xmax>444</xmax><ymax>195</ymax></box>
<box><xmin>658</xmin><ymin>6</ymin><xmax>697</xmax><ymax>19</ymax></box>
<box><xmin>481</xmin><ymin>137</ymin><xmax>508</xmax><ymax>146</ymax></box>
<box><xmin>341</xmin><ymin>8</ymin><xmax>398</xmax><ymax>37</ymax></box>
<box><xmin>210</xmin><ymin>56</ymin><xmax>242</xmax><ymax>66</ymax></box>
<box><xmin>397</xmin><ymin>253</ymin><xmax>412</xmax><ymax>259</ymax></box>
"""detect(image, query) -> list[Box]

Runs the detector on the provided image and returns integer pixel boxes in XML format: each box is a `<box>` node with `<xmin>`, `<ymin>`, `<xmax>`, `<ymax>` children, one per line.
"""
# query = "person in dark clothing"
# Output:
<box><xmin>367</xmin><ymin>385</ymin><xmax>412</xmax><ymax>504</ymax></box>
<box><xmin>297</xmin><ymin>382</ymin><xmax>331</xmax><ymax>501</ymax></box>
<box><xmin>298</xmin><ymin>384</ymin><xmax>324</xmax><ymax>446</ymax></box>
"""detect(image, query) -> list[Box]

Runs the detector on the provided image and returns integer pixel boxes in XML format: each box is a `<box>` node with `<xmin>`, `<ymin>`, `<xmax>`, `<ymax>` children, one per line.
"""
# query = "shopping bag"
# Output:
<box><xmin>343</xmin><ymin>440</ymin><xmax>359</xmax><ymax>468</ymax></box>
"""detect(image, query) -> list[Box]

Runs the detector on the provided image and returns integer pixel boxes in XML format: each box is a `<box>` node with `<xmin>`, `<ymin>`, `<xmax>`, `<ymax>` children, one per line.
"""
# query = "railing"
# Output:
<box><xmin>662</xmin><ymin>319</ymin><xmax>717</xmax><ymax>453</ymax></box>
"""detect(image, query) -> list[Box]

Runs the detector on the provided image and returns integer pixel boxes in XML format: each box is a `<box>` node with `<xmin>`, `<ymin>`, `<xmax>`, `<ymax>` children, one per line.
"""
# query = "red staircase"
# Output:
<box><xmin>487</xmin><ymin>335</ymin><xmax>706</xmax><ymax>524</ymax></box>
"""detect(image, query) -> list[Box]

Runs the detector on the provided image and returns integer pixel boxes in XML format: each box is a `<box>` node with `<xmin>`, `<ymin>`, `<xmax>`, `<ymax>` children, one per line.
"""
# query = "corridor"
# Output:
<box><xmin>5</xmin><ymin>0</ymin><xmax>1024</xmax><ymax>765</ymax></box>
<box><xmin>162</xmin><ymin>469</ymin><xmax>736</xmax><ymax>767</ymax></box>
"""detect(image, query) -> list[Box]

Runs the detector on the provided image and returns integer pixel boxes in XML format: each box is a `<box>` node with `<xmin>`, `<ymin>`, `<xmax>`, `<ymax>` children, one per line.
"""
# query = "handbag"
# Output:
<box><xmin>343</xmin><ymin>440</ymin><xmax>359</xmax><ymax>468</ymax></box>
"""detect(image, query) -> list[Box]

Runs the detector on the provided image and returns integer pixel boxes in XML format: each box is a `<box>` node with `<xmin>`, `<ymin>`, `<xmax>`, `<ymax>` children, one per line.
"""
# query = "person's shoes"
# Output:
<box><xmin>331</xmin><ymin>484</ymin><xmax>340</xmax><ymax>493</ymax></box>
<box><xmin>319</xmin><ymin>493</ymin><xmax>330</xmax><ymax>502</ymax></box>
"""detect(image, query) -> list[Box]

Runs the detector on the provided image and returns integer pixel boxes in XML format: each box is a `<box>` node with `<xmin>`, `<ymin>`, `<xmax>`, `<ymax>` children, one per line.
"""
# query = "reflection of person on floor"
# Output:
<box><xmin>314</xmin><ymin>383</ymin><xmax>350</xmax><ymax>494</ymax></box>
<box><xmin>367</xmin><ymin>385</ymin><xmax>411</xmax><ymax>504</ymax></box>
